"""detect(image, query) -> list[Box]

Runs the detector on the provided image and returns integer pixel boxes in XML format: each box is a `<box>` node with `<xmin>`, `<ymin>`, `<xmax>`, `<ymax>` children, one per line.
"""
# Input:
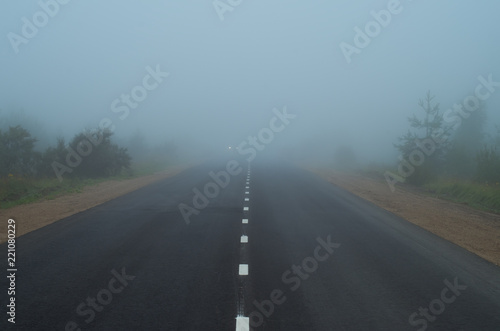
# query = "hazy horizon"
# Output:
<box><xmin>2</xmin><ymin>0</ymin><xmax>500</xmax><ymax>166</ymax></box>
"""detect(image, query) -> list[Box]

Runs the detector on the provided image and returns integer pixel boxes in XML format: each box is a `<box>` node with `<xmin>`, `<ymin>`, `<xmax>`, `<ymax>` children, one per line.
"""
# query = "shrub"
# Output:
<box><xmin>476</xmin><ymin>146</ymin><xmax>500</xmax><ymax>183</ymax></box>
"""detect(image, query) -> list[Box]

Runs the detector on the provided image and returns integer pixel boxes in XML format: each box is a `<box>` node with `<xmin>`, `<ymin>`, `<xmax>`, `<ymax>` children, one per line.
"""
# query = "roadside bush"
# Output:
<box><xmin>38</xmin><ymin>137</ymin><xmax>67</xmax><ymax>177</ymax></box>
<box><xmin>476</xmin><ymin>146</ymin><xmax>500</xmax><ymax>183</ymax></box>
<box><xmin>68</xmin><ymin>128</ymin><xmax>131</xmax><ymax>178</ymax></box>
<box><xmin>0</xmin><ymin>125</ymin><xmax>39</xmax><ymax>177</ymax></box>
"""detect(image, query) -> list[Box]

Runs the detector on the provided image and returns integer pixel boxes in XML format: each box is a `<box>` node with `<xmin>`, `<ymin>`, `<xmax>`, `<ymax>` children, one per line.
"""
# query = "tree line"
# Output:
<box><xmin>0</xmin><ymin>126</ymin><xmax>131</xmax><ymax>180</ymax></box>
<box><xmin>390</xmin><ymin>91</ymin><xmax>500</xmax><ymax>186</ymax></box>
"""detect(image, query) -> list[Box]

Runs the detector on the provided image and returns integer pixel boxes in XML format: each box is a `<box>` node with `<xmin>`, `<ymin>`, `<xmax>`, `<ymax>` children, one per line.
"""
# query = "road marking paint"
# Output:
<box><xmin>239</xmin><ymin>264</ymin><xmax>248</xmax><ymax>275</ymax></box>
<box><xmin>237</xmin><ymin>170</ymin><xmax>251</xmax><ymax>331</ymax></box>
<box><xmin>236</xmin><ymin>316</ymin><xmax>250</xmax><ymax>331</ymax></box>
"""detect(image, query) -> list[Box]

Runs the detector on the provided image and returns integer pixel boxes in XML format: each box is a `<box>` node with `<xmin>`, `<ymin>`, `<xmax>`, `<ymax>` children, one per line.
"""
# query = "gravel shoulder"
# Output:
<box><xmin>312</xmin><ymin>168</ymin><xmax>500</xmax><ymax>266</ymax></box>
<box><xmin>2</xmin><ymin>165</ymin><xmax>499</xmax><ymax>267</ymax></box>
<box><xmin>0</xmin><ymin>167</ymin><xmax>186</xmax><ymax>244</ymax></box>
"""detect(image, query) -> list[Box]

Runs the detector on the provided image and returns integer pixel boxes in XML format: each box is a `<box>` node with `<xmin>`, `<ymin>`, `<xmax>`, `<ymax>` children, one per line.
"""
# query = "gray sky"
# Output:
<box><xmin>1</xmin><ymin>0</ymin><xmax>500</xmax><ymax>162</ymax></box>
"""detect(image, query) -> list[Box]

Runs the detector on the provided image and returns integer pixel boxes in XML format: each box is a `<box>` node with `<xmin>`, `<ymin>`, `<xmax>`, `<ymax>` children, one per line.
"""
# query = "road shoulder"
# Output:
<box><xmin>0</xmin><ymin>167</ymin><xmax>186</xmax><ymax>243</ymax></box>
<box><xmin>312</xmin><ymin>168</ymin><xmax>500</xmax><ymax>267</ymax></box>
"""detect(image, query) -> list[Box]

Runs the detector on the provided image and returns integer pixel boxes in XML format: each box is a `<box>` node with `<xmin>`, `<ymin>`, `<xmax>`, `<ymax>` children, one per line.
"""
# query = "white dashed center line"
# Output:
<box><xmin>239</xmin><ymin>264</ymin><xmax>249</xmax><ymax>276</ymax></box>
<box><xmin>236</xmin><ymin>316</ymin><xmax>250</xmax><ymax>331</ymax></box>
<box><xmin>236</xmin><ymin>165</ymin><xmax>252</xmax><ymax>331</ymax></box>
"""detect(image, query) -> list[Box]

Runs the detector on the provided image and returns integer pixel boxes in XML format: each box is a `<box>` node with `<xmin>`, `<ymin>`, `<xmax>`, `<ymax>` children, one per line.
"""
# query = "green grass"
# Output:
<box><xmin>424</xmin><ymin>179</ymin><xmax>500</xmax><ymax>214</ymax></box>
<box><xmin>0</xmin><ymin>161</ymin><xmax>174</xmax><ymax>209</ymax></box>
<box><xmin>329</xmin><ymin>163</ymin><xmax>500</xmax><ymax>214</ymax></box>
<box><xmin>0</xmin><ymin>176</ymin><xmax>97</xmax><ymax>209</ymax></box>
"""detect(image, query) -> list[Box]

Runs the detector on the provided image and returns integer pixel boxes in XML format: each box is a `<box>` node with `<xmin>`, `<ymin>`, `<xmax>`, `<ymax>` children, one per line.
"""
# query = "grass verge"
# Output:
<box><xmin>0</xmin><ymin>161</ymin><xmax>174</xmax><ymax>209</ymax></box>
<box><xmin>336</xmin><ymin>164</ymin><xmax>500</xmax><ymax>215</ymax></box>
<box><xmin>424</xmin><ymin>180</ymin><xmax>500</xmax><ymax>214</ymax></box>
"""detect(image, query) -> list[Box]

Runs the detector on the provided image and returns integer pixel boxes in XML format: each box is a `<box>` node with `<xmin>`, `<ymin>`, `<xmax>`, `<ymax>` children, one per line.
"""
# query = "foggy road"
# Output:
<box><xmin>2</xmin><ymin>160</ymin><xmax>500</xmax><ymax>330</ymax></box>
<box><xmin>3</xmin><ymin>1</ymin><xmax>500</xmax><ymax>330</ymax></box>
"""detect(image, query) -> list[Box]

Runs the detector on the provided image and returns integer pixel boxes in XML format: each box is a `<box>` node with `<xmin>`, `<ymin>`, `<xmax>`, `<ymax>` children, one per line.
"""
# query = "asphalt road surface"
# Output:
<box><xmin>2</xmin><ymin>158</ymin><xmax>500</xmax><ymax>330</ymax></box>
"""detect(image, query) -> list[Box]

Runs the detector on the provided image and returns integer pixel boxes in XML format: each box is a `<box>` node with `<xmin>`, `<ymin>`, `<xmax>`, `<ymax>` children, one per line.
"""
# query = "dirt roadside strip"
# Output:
<box><xmin>0</xmin><ymin>166</ymin><xmax>187</xmax><ymax>244</ymax></box>
<box><xmin>2</xmin><ymin>165</ymin><xmax>499</xmax><ymax>267</ymax></box>
<box><xmin>312</xmin><ymin>168</ymin><xmax>500</xmax><ymax>267</ymax></box>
